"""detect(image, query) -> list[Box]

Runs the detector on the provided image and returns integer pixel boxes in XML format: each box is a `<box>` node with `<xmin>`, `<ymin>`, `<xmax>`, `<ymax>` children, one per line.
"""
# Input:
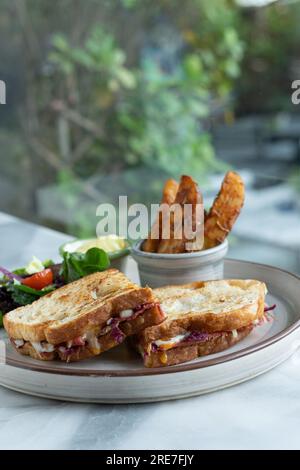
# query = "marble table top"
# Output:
<box><xmin>0</xmin><ymin>212</ymin><xmax>300</xmax><ymax>450</ymax></box>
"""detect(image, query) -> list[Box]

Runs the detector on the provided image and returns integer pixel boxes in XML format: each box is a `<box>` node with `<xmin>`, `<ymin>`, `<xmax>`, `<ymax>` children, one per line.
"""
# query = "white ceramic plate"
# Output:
<box><xmin>0</xmin><ymin>259</ymin><xmax>300</xmax><ymax>403</ymax></box>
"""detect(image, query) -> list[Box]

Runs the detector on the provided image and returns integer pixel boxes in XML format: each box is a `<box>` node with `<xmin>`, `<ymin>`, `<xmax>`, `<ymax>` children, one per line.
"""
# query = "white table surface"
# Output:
<box><xmin>1</xmin><ymin>213</ymin><xmax>300</xmax><ymax>450</ymax></box>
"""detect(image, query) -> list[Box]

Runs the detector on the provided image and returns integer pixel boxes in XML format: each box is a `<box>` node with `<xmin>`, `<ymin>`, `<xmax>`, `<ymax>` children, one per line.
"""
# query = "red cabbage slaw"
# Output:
<box><xmin>264</xmin><ymin>304</ymin><xmax>276</xmax><ymax>312</ymax></box>
<box><xmin>0</xmin><ymin>266</ymin><xmax>22</xmax><ymax>282</ymax></box>
<box><xmin>108</xmin><ymin>303</ymin><xmax>158</xmax><ymax>344</ymax></box>
<box><xmin>107</xmin><ymin>317</ymin><xmax>125</xmax><ymax>344</ymax></box>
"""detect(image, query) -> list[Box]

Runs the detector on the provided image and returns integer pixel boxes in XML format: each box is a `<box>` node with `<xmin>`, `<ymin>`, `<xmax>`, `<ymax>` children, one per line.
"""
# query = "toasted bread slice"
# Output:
<box><xmin>133</xmin><ymin>279</ymin><xmax>266</xmax><ymax>367</ymax></box>
<box><xmin>4</xmin><ymin>269</ymin><xmax>165</xmax><ymax>362</ymax></box>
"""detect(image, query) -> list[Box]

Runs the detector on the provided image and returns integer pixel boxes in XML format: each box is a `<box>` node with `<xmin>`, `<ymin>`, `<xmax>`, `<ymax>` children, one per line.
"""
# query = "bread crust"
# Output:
<box><xmin>140</xmin><ymin>324</ymin><xmax>253</xmax><ymax>367</ymax></box>
<box><xmin>139</xmin><ymin>279</ymin><xmax>266</xmax><ymax>342</ymax></box>
<box><xmin>11</xmin><ymin>304</ymin><xmax>165</xmax><ymax>362</ymax></box>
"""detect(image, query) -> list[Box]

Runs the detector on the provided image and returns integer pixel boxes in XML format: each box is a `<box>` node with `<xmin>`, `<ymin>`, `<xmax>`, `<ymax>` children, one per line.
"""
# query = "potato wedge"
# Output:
<box><xmin>157</xmin><ymin>175</ymin><xmax>203</xmax><ymax>253</ymax></box>
<box><xmin>142</xmin><ymin>179</ymin><xmax>178</xmax><ymax>252</ymax></box>
<box><xmin>204</xmin><ymin>171</ymin><xmax>245</xmax><ymax>249</ymax></box>
<box><xmin>162</xmin><ymin>178</ymin><xmax>179</xmax><ymax>206</ymax></box>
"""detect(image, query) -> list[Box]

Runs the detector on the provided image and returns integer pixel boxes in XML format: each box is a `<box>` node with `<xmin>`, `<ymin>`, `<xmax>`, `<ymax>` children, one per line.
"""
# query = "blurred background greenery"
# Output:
<box><xmin>1</xmin><ymin>0</ymin><xmax>300</xmax><ymax>264</ymax></box>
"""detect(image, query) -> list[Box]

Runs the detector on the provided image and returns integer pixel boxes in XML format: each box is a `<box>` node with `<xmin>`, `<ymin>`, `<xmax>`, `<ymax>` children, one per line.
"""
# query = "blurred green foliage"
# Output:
<box><xmin>182</xmin><ymin>0</ymin><xmax>244</xmax><ymax>97</ymax></box>
<box><xmin>50</xmin><ymin>28</ymin><xmax>136</xmax><ymax>90</ymax></box>
<box><xmin>237</xmin><ymin>2</ymin><xmax>300</xmax><ymax>112</ymax></box>
<box><xmin>48</xmin><ymin>0</ymin><xmax>243</xmax><ymax>182</ymax></box>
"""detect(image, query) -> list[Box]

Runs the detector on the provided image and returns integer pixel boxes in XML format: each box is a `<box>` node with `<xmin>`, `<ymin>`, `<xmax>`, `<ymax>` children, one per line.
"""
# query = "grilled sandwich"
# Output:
<box><xmin>132</xmin><ymin>279</ymin><xmax>267</xmax><ymax>367</ymax></box>
<box><xmin>4</xmin><ymin>269</ymin><xmax>165</xmax><ymax>362</ymax></box>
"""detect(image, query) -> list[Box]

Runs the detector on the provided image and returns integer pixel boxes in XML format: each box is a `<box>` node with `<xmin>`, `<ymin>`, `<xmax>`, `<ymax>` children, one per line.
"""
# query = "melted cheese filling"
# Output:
<box><xmin>153</xmin><ymin>334</ymin><xmax>187</xmax><ymax>350</ymax></box>
<box><xmin>31</xmin><ymin>342</ymin><xmax>55</xmax><ymax>353</ymax></box>
<box><xmin>152</xmin><ymin>329</ymin><xmax>243</xmax><ymax>351</ymax></box>
<box><xmin>119</xmin><ymin>309</ymin><xmax>134</xmax><ymax>319</ymax></box>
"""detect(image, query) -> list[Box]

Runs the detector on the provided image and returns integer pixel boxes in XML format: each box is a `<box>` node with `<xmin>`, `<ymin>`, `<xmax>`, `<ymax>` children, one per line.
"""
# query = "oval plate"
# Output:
<box><xmin>1</xmin><ymin>259</ymin><xmax>300</xmax><ymax>403</ymax></box>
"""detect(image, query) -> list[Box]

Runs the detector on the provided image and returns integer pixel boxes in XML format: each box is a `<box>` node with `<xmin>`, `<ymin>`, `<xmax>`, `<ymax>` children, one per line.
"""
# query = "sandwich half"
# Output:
<box><xmin>4</xmin><ymin>269</ymin><xmax>165</xmax><ymax>362</ymax></box>
<box><xmin>132</xmin><ymin>279</ymin><xmax>267</xmax><ymax>367</ymax></box>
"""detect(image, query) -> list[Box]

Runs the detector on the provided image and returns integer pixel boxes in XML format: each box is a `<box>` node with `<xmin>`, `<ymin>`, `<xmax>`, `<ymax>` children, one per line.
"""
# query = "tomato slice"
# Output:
<box><xmin>22</xmin><ymin>268</ymin><xmax>53</xmax><ymax>290</ymax></box>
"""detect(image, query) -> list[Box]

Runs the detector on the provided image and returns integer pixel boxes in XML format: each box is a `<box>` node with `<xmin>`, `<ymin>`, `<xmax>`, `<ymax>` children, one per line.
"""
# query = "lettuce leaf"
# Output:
<box><xmin>7</xmin><ymin>283</ymin><xmax>55</xmax><ymax>306</ymax></box>
<box><xmin>61</xmin><ymin>247</ymin><xmax>110</xmax><ymax>283</ymax></box>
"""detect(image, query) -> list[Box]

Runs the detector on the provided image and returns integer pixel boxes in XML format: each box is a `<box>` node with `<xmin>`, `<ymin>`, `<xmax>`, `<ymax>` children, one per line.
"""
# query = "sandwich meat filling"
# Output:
<box><xmin>12</xmin><ymin>302</ymin><xmax>158</xmax><ymax>360</ymax></box>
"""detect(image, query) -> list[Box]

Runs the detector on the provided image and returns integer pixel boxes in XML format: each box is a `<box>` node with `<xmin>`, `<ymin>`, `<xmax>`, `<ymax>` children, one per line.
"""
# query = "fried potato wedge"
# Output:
<box><xmin>162</xmin><ymin>178</ymin><xmax>179</xmax><ymax>206</ymax></box>
<box><xmin>204</xmin><ymin>171</ymin><xmax>245</xmax><ymax>249</ymax></box>
<box><xmin>142</xmin><ymin>179</ymin><xmax>179</xmax><ymax>252</ymax></box>
<box><xmin>157</xmin><ymin>175</ymin><xmax>203</xmax><ymax>254</ymax></box>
